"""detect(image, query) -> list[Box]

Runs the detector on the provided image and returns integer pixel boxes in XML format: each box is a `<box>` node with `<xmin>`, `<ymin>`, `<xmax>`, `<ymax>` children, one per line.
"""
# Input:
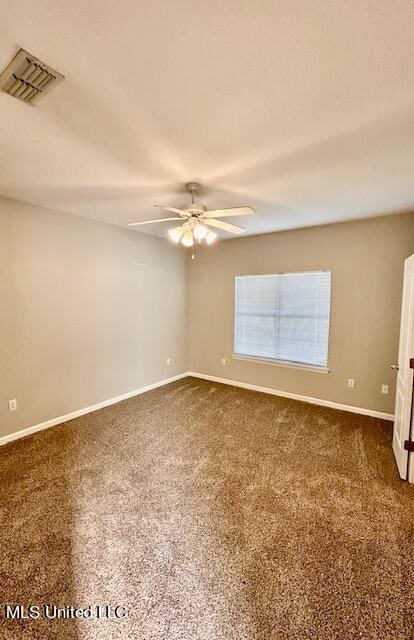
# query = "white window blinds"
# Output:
<box><xmin>234</xmin><ymin>271</ymin><xmax>331</xmax><ymax>368</ymax></box>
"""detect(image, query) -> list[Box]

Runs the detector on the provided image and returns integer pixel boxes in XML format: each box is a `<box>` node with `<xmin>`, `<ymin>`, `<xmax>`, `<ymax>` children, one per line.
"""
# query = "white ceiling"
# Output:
<box><xmin>1</xmin><ymin>0</ymin><xmax>413</xmax><ymax>239</ymax></box>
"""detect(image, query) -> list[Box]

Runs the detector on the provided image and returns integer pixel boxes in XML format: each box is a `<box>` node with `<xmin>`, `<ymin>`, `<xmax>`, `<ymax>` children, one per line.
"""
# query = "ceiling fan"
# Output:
<box><xmin>128</xmin><ymin>182</ymin><xmax>255</xmax><ymax>249</ymax></box>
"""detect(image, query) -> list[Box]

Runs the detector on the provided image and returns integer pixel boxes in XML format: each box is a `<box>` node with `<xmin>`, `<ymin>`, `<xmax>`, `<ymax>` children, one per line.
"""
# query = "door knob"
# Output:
<box><xmin>390</xmin><ymin>364</ymin><xmax>399</xmax><ymax>371</ymax></box>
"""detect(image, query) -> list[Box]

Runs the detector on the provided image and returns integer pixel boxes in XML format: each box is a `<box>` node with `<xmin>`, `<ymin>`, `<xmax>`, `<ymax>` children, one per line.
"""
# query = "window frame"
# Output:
<box><xmin>233</xmin><ymin>270</ymin><xmax>332</xmax><ymax>373</ymax></box>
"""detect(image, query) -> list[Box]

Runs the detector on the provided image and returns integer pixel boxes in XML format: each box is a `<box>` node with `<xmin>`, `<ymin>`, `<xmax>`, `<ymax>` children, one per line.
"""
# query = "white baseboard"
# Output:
<box><xmin>0</xmin><ymin>372</ymin><xmax>188</xmax><ymax>447</ymax></box>
<box><xmin>188</xmin><ymin>371</ymin><xmax>394</xmax><ymax>421</ymax></box>
<box><xmin>1</xmin><ymin>369</ymin><xmax>394</xmax><ymax>447</ymax></box>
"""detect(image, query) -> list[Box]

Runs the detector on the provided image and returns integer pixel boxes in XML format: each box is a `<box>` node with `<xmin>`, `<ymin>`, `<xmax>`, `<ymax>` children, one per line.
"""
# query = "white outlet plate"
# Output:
<box><xmin>348</xmin><ymin>379</ymin><xmax>355</xmax><ymax>388</ymax></box>
<box><xmin>381</xmin><ymin>384</ymin><xmax>389</xmax><ymax>394</ymax></box>
<box><xmin>166</xmin><ymin>357</ymin><xmax>171</xmax><ymax>366</ymax></box>
<box><xmin>221</xmin><ymin>358</ymin><xmax>226</xmax><ymax>366</ymax></box>
<box><xmin>9</xmin><ymin>399</ymin><xmax>17</xmax><ymax>412</ymax></box>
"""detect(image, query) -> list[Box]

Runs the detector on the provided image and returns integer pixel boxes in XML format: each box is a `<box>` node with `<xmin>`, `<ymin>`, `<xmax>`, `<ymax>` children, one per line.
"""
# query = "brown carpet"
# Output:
<box><xmin>1</xmin><ymin>377</ymin><xmax>414</xmax><ymax>640</ymax></box>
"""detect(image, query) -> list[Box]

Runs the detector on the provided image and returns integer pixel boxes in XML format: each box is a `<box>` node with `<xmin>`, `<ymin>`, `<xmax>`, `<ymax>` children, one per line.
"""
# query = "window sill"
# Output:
<box><xmin>232</xmin><ymin>354</ymin><xmax>330</xmax><ymax>374</ymax></box>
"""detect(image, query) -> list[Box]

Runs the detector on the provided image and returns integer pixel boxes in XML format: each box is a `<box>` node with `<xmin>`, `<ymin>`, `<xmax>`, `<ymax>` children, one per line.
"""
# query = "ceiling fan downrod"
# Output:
<box><xmin>186</xmin><ymin>181</ymin><xmax>200</xmax><ymax>205</ymax></box>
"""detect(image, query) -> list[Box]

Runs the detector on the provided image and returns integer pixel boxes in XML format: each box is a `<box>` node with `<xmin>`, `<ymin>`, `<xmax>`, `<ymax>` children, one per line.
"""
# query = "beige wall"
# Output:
<box><xmin>2</xmin><ymin>199</ymin><xmax>412</xmax><ymax>440</ymax></box>
<box><xmin>0</xmin><ymin>196</ymin><xmax>187</xmax><ymax>438</ymax></box>
<box><xmin>187</xmin><ymin>213</ymin><xmax>414</xmax><ymax>414</ymax></box>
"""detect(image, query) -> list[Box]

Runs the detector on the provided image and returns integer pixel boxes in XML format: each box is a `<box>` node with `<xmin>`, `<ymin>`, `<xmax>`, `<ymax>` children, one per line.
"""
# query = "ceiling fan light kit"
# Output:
<box><xmin>168</xmin><ymin>220</ymin><xmax>217</xmax><ymax>247</ymax></box>
<box><xmin>128</xmin><ymin>182</ymin><xmax>255</xmax><ymax>256</ymax></box>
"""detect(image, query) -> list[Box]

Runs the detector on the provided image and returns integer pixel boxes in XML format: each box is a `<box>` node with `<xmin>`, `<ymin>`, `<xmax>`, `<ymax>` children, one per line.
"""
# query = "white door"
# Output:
<box><xmin>393</xmin><ymin>254</ymin><xmax>414</xmax><ymax>482</ymax></box>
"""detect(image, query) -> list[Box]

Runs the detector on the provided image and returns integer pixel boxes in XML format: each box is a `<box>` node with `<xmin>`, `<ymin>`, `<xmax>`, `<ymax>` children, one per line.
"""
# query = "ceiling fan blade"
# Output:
<box><xmin>154</xmin><ymin>205</ymin><xmax>189</xmax><ymax>216</ymax></box>
<box><xmin>128</xmin><ymin>217</ymin><xmax>183</xmax><ymax>227</ymax></box>
<box><xmin>204</xmin><ymin>206</ymin><xmax>255</xmax><ymax>218</ymax></box>
<box><xmin>204</xmin><ymin>219</ymin><xmax>245</xmax><ymax>235</ymax></box>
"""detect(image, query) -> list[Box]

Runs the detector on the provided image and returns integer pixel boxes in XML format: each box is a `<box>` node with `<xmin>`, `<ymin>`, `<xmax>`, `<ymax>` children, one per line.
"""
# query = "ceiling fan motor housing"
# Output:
<box><xmin>186</xmin><ymin>203</ymin><xmax>207</xmax><ymax>216</ymax></box>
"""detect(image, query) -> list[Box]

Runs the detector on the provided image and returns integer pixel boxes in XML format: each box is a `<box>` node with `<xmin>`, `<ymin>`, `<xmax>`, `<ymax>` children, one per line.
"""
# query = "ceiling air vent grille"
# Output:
<box><xmin>0</xmin><ymin>48</ymin><xmax>64</xmax><ymax>105</ymax></box>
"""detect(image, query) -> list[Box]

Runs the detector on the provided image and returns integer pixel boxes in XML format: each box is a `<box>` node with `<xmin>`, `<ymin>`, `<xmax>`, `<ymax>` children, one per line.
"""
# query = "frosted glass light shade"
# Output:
<box><xmin>193</xmin><ymin>224</ymin><xmax>208</xmax><ymax>240</ymax></box>
<box><xmin>205</xmin><ymin>229</ymin><xmax>217</xmax><ymax>244</ymax></box>
<box><xmin>168</xmin><ymin>226</ymin><xmax>183</xmax><ymax>243</ymax></box>
<box><xmin>181</xmin><ymin>230</ymin><xmax>194</xmax><ymax>247</ymax></box>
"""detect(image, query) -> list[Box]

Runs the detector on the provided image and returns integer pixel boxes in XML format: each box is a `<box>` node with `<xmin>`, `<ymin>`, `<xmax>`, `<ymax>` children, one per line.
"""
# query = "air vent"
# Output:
<box><xmin>0</xmin><ymin>48</ymin><xmax>64</xmax><ymax>105</ymax></box>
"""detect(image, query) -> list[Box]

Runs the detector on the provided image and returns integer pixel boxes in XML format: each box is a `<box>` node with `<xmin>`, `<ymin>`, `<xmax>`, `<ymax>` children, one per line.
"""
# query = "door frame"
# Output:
<box><xmin>393</xmin><ymin>253</ymin><xmax>414</xmax><ymax>482</ymax></box>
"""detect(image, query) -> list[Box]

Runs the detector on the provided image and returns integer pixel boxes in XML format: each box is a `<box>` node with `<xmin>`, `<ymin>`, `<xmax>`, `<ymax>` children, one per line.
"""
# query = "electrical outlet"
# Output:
<box><xmin>381</xmin><ymin>384</ymin><xmax>389</xmax><ymax>395</ymax></box>
<box><xmin>348</xmin><ymin>379</ymin><xmax>355</xmax><ymax>388</ymax></box>
<box><xmin>9</xmin><ymin>399</ymin><xmax>17</xmax><ymax>412</ymax></box>
<box><xmin>166</xmin><ymin>357</ymin><xmax>171</xmax><ymax>366</ymax></box>
<box><xmin>221</xmin><ymin>358</ymin><xmax>226</xmax><ymax>366</ymax></box>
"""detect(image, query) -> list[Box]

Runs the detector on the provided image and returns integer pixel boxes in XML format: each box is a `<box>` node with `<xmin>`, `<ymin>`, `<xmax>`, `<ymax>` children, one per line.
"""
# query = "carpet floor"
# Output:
<box><xmin>1</xmin><ymin>377</ymin><xmax>414</xmax><ymax>639</ymax></box>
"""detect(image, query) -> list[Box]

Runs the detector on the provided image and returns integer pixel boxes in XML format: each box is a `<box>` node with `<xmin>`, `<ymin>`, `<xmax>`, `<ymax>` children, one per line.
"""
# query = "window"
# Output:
<box><xmin>234</xmin><ymin>271</ymin><xmax>331</xmax><ymax>369</ymax></box>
